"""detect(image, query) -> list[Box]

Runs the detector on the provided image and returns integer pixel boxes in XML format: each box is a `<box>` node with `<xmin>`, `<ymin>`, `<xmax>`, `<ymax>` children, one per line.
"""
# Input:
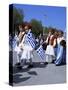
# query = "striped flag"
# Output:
<box><xmin>36</xmin><ymin>45</ymin><xmax>45</xmax><ymax>60</ymax></box>
<box><xmin>26</xmin><ymin>31</ymin><xmax>36</xmax><ymax>49</ymax></box>
<box><xmin>26</xmin><ymin>31</ymin><xmax>45</xmax><ymax>60</ymax></box>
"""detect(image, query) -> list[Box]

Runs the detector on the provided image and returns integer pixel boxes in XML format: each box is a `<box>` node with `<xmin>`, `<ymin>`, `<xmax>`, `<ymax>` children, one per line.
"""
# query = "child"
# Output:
<box><xmin>45</xmin><ymin>28</ymin><xmax>57</xmax><ymax>63</ymax></box>
<box><xmin>53</xmin><ymin>30</ymin><xmax>59</xmax><ymax>57</ymax></box>
<box><xmin>14</xmin><ymin>24</ymin><xmax>25</xmax><ymax>66</ymax></box>
<box><xmin>54</xmin><ymin>31</ymin><xmax>66</xmax><ymax>65</ymax></box>
<box><xmin>20</xmin><ymin>23</ymin><xmax>34</xmax><ymax>69</ymax></box>
<box><xmin>55</xmin><ymin>40</ymin><xmax>66</xmax><ymax>65</ymax></box>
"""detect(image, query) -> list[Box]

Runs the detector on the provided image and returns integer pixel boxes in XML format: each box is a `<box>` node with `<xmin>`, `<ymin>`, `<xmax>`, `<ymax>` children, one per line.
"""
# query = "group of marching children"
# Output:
<box><xmin>44</xmin><ymin>28</ymin><xmax>66</xmax><ymax>66</ymax></box>
<box><xmin>14</xmin><ymin>22</ymin><xmax>66</xmax><ymax>70</ymax></box>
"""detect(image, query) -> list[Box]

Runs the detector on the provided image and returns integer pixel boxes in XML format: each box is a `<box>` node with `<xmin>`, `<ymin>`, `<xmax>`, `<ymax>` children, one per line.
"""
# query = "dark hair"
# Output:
<box><xmin>59</xmin><ymin>30</ymin><xmax>64</xmax><ymax>35</ymax></box>
<box><xmin>18</xmin><ymin>23</ymin><xmax>26</xmax><ymax>29</ymax></box>
<box><xmin>24</xmin><ymin>22</ymin><xmax>32</xmax><ymax>29</ymax></box>
<box><xmin>60</xmin><ymin>40</ymin><xmax>66</xmax><ymax>48</ymax></box>
<box><xmin>54</xmin><ymin>30</ymin><xmax>59</xmax><ymax>38</ymax></box>
<box><xmin>48</xmin><ymin>28</ymin><xmax>55</xmax><ymax>34</ymax></box>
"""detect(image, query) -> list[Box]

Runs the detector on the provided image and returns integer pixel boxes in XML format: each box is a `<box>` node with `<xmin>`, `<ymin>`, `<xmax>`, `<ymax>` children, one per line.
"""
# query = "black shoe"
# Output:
<box><xmin>56</xmin><ymin>63</ymin><xmax>66</xmax><ymax>66</ymax></box>
<box><xmin>55</xmin><ymin>64</ymin><xmax>60</xmax><ymax>66</ymax></box>
<box><xmin>15</xmin><ymin>62</ymin><xmax>21</xmax><ymax>66</ymax></box>
<box><xmin>52</xmin><ymin>60</ymin><xmax>55</xmax><ymax>64</ymax></box>
<box><xmin>27</xmin><ymin>65</ymin><xmax>34</xmax><ymax>68</ymax></box>
<box><xmin>17</xmin><ymin>65</ymin><xmax>22</xmax><ymax>70</ymax></box>
<box><xmin>44</xmin><ymin>62</ymin><xmax>48</xmax><ymax>65</ymax></box>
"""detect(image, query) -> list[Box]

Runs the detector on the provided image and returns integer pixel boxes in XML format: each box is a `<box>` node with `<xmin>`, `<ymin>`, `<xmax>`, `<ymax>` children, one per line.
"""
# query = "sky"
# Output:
<box><xmin>14</xmin><ymin>4</ymin><xmax>66</xmax><ymax>32</ymax></box>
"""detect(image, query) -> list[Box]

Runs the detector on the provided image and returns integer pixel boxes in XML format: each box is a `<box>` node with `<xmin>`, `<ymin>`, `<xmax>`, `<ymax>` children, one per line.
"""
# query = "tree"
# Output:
<box><xmin>43</xmin><ymin>27</ymin><xmax>49</xmax><ymax>34</ymax></box>
<box><xmin>13</xmin><ymin>6</ymin><xmax>24</xmax><ymax>33</ymax></box>
<box><xmin>9</xmin><ymin>5</ymin><xmax>24</xmax><ymax>35</ymax></box>
<box><xmin>13</xmin><ymin>6</ymin><xmax>24</xmax><ymax>24</ymax></box>
<box><xmin>30</xmin><ymin>19</ymin><xmax>43</xmax><ymax>37</ymax></box>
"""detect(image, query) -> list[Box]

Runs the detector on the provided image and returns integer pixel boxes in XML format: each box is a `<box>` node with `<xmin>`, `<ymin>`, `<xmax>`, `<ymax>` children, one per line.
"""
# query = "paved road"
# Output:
<box><xmin>9</xmin><ymin>51</ymin><xmax>66</xmax><ymax>86</ymax></box>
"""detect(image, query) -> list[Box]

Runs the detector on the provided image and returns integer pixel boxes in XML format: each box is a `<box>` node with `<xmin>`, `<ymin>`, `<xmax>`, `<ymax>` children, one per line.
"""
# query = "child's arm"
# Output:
<box><xmin>53</xmin><ymin>39</ymin><xmax>57</xmax><ymax>47</ymax></box>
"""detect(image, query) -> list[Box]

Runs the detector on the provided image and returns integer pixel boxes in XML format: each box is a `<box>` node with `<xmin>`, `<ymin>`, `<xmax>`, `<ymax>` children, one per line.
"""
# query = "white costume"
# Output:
<box><xmin>19</xmin><ymin>30</ymin><xmax>35</xmax><ymax>67</ymax></box>
<box><xmin>45</xmin><ymin>44</ymin><xmax>55</xmax><ymax>56</ymax></box>
<box><xmin>14</xmin><ymin>36</ymin><xmax>23</xmax><ymax>63</ymax></box>
<box><xmin>20</xmin><ymin>33</ymin><xmax>33</xmax><ymax>60</ymax></box>
<box><xmin>45</xmin><ymin>35</ymin><xmax>56</xmax><ymax>63</ymax></box>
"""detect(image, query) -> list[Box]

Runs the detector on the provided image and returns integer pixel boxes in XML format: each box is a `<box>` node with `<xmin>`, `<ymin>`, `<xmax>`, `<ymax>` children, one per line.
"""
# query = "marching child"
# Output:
<box><xmin>45</xmin><ymin>28</ymin><xmax>57</xmax><ymax>64</ymax></box>
<box><xmin>14</xmin><ymin>24</ymin><xmax>25</xmax><ymax>66</ymax></box>
<box><xmin>19</xmin><ymin>23</ymin><xmax>35</xmax><ymax>69</ymax></box>
<box><xmin>54</xmin><ymin>31</ymin><xmax>66</xmax><ymax>65</ymax></box>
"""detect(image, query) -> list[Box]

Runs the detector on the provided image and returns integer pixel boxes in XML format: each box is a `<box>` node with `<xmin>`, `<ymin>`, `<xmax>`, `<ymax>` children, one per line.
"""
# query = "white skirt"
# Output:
<box><xmin>21</xmin><ymin>45</ymin><xmax>33</xmax><ymax>60</ymax></box>
<box><xmin>45</xmin><ymin>54</ymin><xmax>54</xmax><ymax>63</ymax></box>
<box><xmin>14</xmin><ymin>45</ymin><xmax>22</xmax><ymax>54</ymax></box>
<box><xmin>45</xmin><ymin>45</ymin><xmax>55</xmax><ymax>57</ymax></box>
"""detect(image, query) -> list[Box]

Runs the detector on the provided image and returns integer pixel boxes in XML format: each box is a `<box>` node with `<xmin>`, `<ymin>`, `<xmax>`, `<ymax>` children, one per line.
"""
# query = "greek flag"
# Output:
<box><xmin>26</xmin><ymin>31</ymin><xmax>36</xmax><ymax>49</ymax></box>
<box><xmin>36</xmin><ymin>45</ymin><xmax>45</xmax><ymax>60</ymax></box>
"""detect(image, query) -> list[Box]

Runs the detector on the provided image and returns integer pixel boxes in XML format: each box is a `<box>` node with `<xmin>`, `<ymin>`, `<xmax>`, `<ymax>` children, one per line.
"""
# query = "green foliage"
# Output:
<box><xmin>10</xmin><ymin>6</ymin><xmax>59</xmax><ymax>37</ymax></box>
<box><xmin>43</xmin><ymin>27</ymin><xmax>49</xmax><ymax>34</ymax></box>
<box><xmin>13</xmin><ymin>6</ymin><xmax>24</xmax><ymax>30</ymax></box>
<box><xmin>30</xmin><ymin>19</ymin><xmax>43</xmax><ymax>37</ymax></box>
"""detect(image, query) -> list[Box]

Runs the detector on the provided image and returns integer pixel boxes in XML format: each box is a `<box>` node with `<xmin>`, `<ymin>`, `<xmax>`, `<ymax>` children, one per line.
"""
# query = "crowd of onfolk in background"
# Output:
<box><xmin>9</xmin><ymin>22</ymin><xmax>66</xmax><ymax>69</ymax></box>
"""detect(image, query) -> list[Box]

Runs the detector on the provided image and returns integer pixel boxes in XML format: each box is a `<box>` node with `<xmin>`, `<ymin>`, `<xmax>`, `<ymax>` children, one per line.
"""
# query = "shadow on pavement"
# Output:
<box><xmin>32</xmin><ymin>62</ymin><xmax>47</xmax><ymax>68</ymax></box>
<box><xmin>13</xmin><ymin>62</ymin><xmax>47</xmax><ymax>73</ymax></box>
<box><xmin>13</xmin><ymin>62</ymin><xmax>47</xmax><ymax>74</ymax></box>
<box><xmin>13</xmin><ymin>73</ymin><xmax>31</xmax><ymax>84</ymax></box>
<box><xmin>13</xmin><ymin>66</ymin><xmax>30</xmax><ymax>74</ymax></box>
<box><xmin>27</xmin><ymin>71</ymin><xmax>37</xmax><ymax>75</ymax></box>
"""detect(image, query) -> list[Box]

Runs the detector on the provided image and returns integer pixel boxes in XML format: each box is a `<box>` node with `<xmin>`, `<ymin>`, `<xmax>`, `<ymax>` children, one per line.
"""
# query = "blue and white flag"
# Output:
<box><xmin>26</xmin><ymin>31</ymin><xmax>36</xmax><ymax>49</ymax></box>
<box><xmin>36</xmin><ymin>45</ymin><xmax>45</xmax><ymax>60</ymax></box>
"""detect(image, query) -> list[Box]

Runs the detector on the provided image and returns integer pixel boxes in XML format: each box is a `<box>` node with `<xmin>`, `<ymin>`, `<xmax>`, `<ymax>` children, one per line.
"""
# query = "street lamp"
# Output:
<box><xmin>43</xmin><ymin>14</ymin><xmax>48</xmax><ymax>36</ymax></box>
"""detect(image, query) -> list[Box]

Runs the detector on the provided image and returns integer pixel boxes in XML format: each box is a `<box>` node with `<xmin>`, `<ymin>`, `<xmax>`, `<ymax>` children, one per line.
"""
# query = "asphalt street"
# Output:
<box><xmin>10</xmin><ymin>51</ymin><xmax>66</xmax><ymax>86</ymax></box>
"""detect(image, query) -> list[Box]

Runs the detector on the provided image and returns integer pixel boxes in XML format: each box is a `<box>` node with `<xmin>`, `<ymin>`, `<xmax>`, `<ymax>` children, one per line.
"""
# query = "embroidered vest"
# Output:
<box><xmin>48</xmin><ymin>35</ymin><xmax>57</xmax><ymax>46</ymax></box>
